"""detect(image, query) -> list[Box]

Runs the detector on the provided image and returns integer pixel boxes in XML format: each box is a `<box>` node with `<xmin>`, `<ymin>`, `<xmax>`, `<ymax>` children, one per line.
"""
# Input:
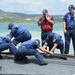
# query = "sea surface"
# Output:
<box><xmin>0</xmin><ymin>23</ymin><xmax>74</xmax><ymax>54</ymax></box>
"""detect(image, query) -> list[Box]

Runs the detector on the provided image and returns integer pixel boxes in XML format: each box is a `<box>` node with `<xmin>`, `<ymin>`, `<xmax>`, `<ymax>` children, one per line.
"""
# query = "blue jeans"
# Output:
<box><xmin>41</xmin><ymin>31</ymin><xmax>52</xmax><ymax>46</ymax></box>
<box><xmin>64</xmin><ymin>28</ymin><xmax>75</xmax><ymax>54</ymax></box>
<box><xmin>13</xmin><ymin>31</ymin><xmax>32</xmax><ymax>46</ymax></box>
<box><xmin>0</xmin><ymin>43</ymin><xmax>16</xmax><ymax>55</ymax></box>
<box><xmin>16</xmin><ymin>46</ymin><xmax>44</xmax><ymax>62</ymax></box>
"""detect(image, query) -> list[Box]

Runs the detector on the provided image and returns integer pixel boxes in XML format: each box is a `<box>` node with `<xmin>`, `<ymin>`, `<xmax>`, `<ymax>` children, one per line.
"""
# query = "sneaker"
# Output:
<box><xmin>0</xmin><ymin>55</ymin><xmax>3</xmax><ymax>59</ymax></box>
<box><xmin>60</xmin><ymin>57</ymin><xmax>67</xmax><ymax>60</ymax></box>
<box><xmin>39</xmin><ymin>60</ymin><xmax>48</xmax><ymax>66</ymax></box>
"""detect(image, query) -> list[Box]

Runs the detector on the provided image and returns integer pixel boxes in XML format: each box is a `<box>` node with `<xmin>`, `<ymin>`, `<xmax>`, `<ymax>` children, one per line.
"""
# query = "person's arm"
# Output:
<box><xmin>49</xmin><ymin>43</ymin><xmax>58</xmax><ymax>53</ymax></box>
<box><xmin>9</xmin><ymin>28</ymin><xmax>17</xmax><ymax>38</ymax></box>
<box><xmin>38</xmin><ymin>17</ymin><xmax>45</xmax><ymax>26</ymax></box>
<box><xmin>63</xmin><ymin>21</ymin><xmax>67</xmax><ymax>33</ymax></box>
<box><xmin>46</xmin><ymin>13</ymin><xmax>55</xmax><ymax>25</ymax></box>
<box><xmin>63</xmin><ymin>15</ymin><xmax>67</xmax><ymax>33</ymax></box>
<box><xmin>42</xmin><ymin>42</ymin><xmax>47</xmax><ymax>49</ymax></box>
<box><xmin>38</xmin><ymin>46</ymin><xmax>51</xmax><ymax>54</ymax></box>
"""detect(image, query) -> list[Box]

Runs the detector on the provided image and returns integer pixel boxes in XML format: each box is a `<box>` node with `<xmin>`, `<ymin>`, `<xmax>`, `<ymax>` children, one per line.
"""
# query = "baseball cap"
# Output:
<box><xmin>8</xmin><ymin>23</ymin><xmax>14</xmax><ymax>29</ymax></box>
<box><xmin>48</xmin><ymin>32</ymin><xmax>54</xmax><ymax>39</ymax></box>
<box><xmin>68</xmin><ymin>5</ymin><xmax>75</xmax><ymax>10</ymax></box>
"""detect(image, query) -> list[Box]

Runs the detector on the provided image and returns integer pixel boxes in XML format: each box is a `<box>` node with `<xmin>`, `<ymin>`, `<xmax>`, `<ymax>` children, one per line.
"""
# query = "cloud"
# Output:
<box><xmin>0</xmin><ymin>0</ymin><xmax>75</xmax><ymax>15</ymax></box>
<box><xmin>59</xmin><ymin>0</ymin><xmax>75</xmax><ymax>4</ymax></box>
<box><xmin>0</xmin><ymin>0</ymin><xmax>47</xmax><ymax>13</ymax></box>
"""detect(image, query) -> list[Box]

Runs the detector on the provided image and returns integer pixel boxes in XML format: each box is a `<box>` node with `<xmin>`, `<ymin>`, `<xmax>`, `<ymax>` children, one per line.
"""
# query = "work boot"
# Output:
<box><xmin>14</xmin><ymin>55</ymin><xmax>23</xmax><ymax>61</ymax></box>
<box><xmin>22</xmin><ymin>56</ymin><xmax>29</xmax><ymax>63</ymax></box>
<box><xmin>39</xmin><ymin>60</ymin><xmax>48</xmax><ymax>66</ymax></box>
<box><xmin>0</xmin><ymin>55</ymin><xmax>3</xmax><ymax>59</ymax></box>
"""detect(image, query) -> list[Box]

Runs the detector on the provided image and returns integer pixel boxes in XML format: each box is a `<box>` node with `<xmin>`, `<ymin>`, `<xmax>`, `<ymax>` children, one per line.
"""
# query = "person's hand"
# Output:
<box><xmin>64</xmin><ymin>29</ymin><xmax>67</xmax><ymax>33</ymax></box>
<box><xmin>42</xmin><ymin>17</ymin><xmax>45</xmax><ymax>21</ymax></box>
<box><xmin>45</xmin><ymin>13</ymin><xmax>51</xmax><ymax>21</ymax></box>
<box><xmin>49</xmin><ymin>51</ymin><xmax>54</xmax><ymax>55</ymax></box>
<box><xmin>44</xmin><ymin>53</ymin><xmax>50</xmax><ymax>56</ymax></box>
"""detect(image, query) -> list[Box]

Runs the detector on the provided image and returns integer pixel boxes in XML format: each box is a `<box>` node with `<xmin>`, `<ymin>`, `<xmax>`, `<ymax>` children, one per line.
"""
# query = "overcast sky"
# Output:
<box><xmin>0</xmin><ymin>0</ymin><xmax>75</xmax><ymax>15</ymax></box>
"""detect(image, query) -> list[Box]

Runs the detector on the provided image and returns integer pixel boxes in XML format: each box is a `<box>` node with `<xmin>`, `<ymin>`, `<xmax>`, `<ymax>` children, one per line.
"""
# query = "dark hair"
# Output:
<box><xmin>68</xmin><ymin>5</ymin><xmax>75</xmax><ymax>10</ymax></box>
<box><xmin>48</xmin><ymin>33</ymin><xmax>54</xmax><ymax>39</ymax></box>
<box><xmin>35</xmin><ymin>39</ymin><xmax>40</xmax><ymax>44</ymax></box>
<box><xmin>42</xmin><ymin>9</ymin><xmax>48</xmax><ymax>15</ymax></box>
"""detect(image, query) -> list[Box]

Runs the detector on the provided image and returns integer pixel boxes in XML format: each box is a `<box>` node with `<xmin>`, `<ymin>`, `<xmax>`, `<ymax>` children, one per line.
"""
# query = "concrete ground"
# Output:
<box><xmin>0</xmin><ymin>54</ymin><xmax>75</xmax><ymax>75</ymax></box>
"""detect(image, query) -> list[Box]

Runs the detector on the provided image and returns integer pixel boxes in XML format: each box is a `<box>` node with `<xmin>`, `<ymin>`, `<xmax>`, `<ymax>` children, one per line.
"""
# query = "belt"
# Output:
<box><xmin>42</xmin><ymin>30</ymin><xmax>52</xmax><ymax>33</ymax></box>
<box><xmin>66</xmin><ymin>27</ymin><xmax>74</xmax><ymax>30</ymax></box>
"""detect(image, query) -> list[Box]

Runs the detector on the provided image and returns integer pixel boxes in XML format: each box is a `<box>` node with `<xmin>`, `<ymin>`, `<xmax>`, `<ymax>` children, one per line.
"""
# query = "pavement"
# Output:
<box><xmin>0</xmin><ymin>54</ymin><xmax>75</xmax><ymax>75</ymax></box>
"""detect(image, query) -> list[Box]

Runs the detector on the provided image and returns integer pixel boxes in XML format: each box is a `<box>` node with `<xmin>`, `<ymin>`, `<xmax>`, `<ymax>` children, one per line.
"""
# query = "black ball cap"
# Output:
<box><xmin>8</xmin><ymin>23</ymin><xmax>14</xmax><ymax>29</ymax></box>
<box><xmin>68</xmin><ymin>5</ymin><xmax>75</xmax><ymax>10</ymax></box>
<box><xmin>48</xmin><ymin>32</ymin><xmax>54</xmax><ymax>39</ymax></box>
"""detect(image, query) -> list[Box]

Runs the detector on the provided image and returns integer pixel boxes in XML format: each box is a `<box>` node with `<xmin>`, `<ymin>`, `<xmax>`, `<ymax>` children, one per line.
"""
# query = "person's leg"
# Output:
<box><xmin>16</xmin><ymin>46</ymin><xmax>44</xmax><ymax>61</ymax></box>
<box><xmin>0</xmin><ymin>43</ymin><xmax>11</xmax><ymax>51</ymax></box>
<box><xmin>0</xmin><ymin>43</ymin><xmax>16</xmax><ymax>58</ymax></box>
<box><xmin>59</xmin><ymin>40</ymin><xmax>65</xmax><ymax>54</ymax></box>
<box><xmin>16</xmin><ymin>46</ymin><xmax>48</xmax><ymax>65</ymax></box>
<box><xmin>0</xmin><ymin>43</ymin><xmax>16</xmax><ymax>55</ymax></box>
<box><xmin>9</xmin><ymin>43</ymin><xmax>17</xmax><ymax>55</ymax></box>
<box><xmin>30</xmin><ymin>49</ymin><xmax>48</xmax><ymax>65</ymax></box>
<box><xmin>0</xmin><ymin>43</ymin><xmax>10</xmax><ymax>59</ymax></box>
<box><xmin>64</xmin><ymin>31</ymin><xmax>71</xmax><ymax>54</ymax></box>
<box><xmin>13</xmin><ymin>38</ymin><xmax>19</xmax><ymax>46</ymax></box>
<box><xmin>41</xmin><ymin>31</ymin><xmax>48</xmax><ymax>46</ymax></box>
<box><xmin>57</xmin><ymin>44</ymin><xmax>67</xmax><ymax>60</ymax></box>
<box><xmin>15</xmin><ymin>46</ymin><xmax>29</xmax><ymax>62</ymax></box>
<box><xmin>71</xmin><ymin>30</ymin><xmax>75</xmax><ymax>55</ymax></box>
<box><xmin>13</xmin><ymin>32</ymin><xmax>31</xmax><ymax>46</ymax></box>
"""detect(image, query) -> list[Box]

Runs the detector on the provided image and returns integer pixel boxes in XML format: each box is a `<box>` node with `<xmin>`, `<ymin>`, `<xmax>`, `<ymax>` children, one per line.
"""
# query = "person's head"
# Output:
<box><xmin>48</xmin><ymin>33</ymin><xmax>54</xmax><ymax>40</ymax></box>
<box><xmin>35</xmin><ymin>39</ymin><xmax>40</xmax><ymax>44</ymax></box>
<box><xmin>68</xmin><ymin>5</ymin><xmax>75</xmax><ymax>13</ymax></box>
<box><xmin>42</xmin><ymin>9</ymin><xmax>48</xmax><ymax>16</ymax></box>
<box><xmin>8</xmin><ymin>23</ymin><xmax>14</xmax><ymax>30</ymax></box>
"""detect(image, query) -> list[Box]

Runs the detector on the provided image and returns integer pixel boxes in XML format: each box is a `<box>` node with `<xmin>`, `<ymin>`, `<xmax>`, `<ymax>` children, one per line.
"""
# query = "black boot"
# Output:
<box><xmin>39</xmin><ymin>60</ymin><xmax>48</xmax><ymax>66</ymax></box>
<box><xmin>0</xmin><ymin>55</ymin><xmax>3</xmax><ymax>59</ymax></box>
<box><xmin>60</xmin><ymin>57</ymin><xmax>67</xmax><ymax>60</ymax></box>
<box><xmin>22</xmin><ymin>56</ymin><xmax>29</xmax><ymax>63</ymax></box>
<box><xmin>14</xmin><ymin>55</ymin><xmax>23</xmax><ymax>61</ymax></box>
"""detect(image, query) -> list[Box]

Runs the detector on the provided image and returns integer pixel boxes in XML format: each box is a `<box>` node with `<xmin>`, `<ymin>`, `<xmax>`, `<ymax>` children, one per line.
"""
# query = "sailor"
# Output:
<box><xmin>63</xmin><ymin>5</ymin><xmax>75</xmax><ymax>55</ymax></box>
<box><xmin>15</xmin><ymin>39</ymin><xmax>51</xmax><ymax>65</ymax></box>
<box><xmin>0</xmin><ymin>35</ymin><xmax>17</xmax><ymax>59</ymax></box>
<box><xmin>8</xmin><ymin>23</ymin><xmax>32</xmax><ymax>46</ymax></box>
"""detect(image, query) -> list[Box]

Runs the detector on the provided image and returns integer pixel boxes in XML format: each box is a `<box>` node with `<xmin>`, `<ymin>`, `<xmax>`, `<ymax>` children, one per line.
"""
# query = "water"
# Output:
<box><xmin>0</xmin><ymin>23</ymin><xmax>74</xmax><ymax>54</ymax></box>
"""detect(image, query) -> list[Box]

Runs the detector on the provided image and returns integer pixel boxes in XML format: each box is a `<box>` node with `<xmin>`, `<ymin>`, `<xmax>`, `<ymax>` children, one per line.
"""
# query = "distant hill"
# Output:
<box><xmin>0</xmin><ymin>9</ymin><xmax>63</xmax><ymax>23</ymax></box>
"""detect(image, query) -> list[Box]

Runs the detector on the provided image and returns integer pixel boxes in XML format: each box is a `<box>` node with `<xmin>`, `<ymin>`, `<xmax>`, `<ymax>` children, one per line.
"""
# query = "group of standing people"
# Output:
<box><xmin>0</xmin><ymin>4</ymin><xmax>75</xmax><ymax>66</ymax></box>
